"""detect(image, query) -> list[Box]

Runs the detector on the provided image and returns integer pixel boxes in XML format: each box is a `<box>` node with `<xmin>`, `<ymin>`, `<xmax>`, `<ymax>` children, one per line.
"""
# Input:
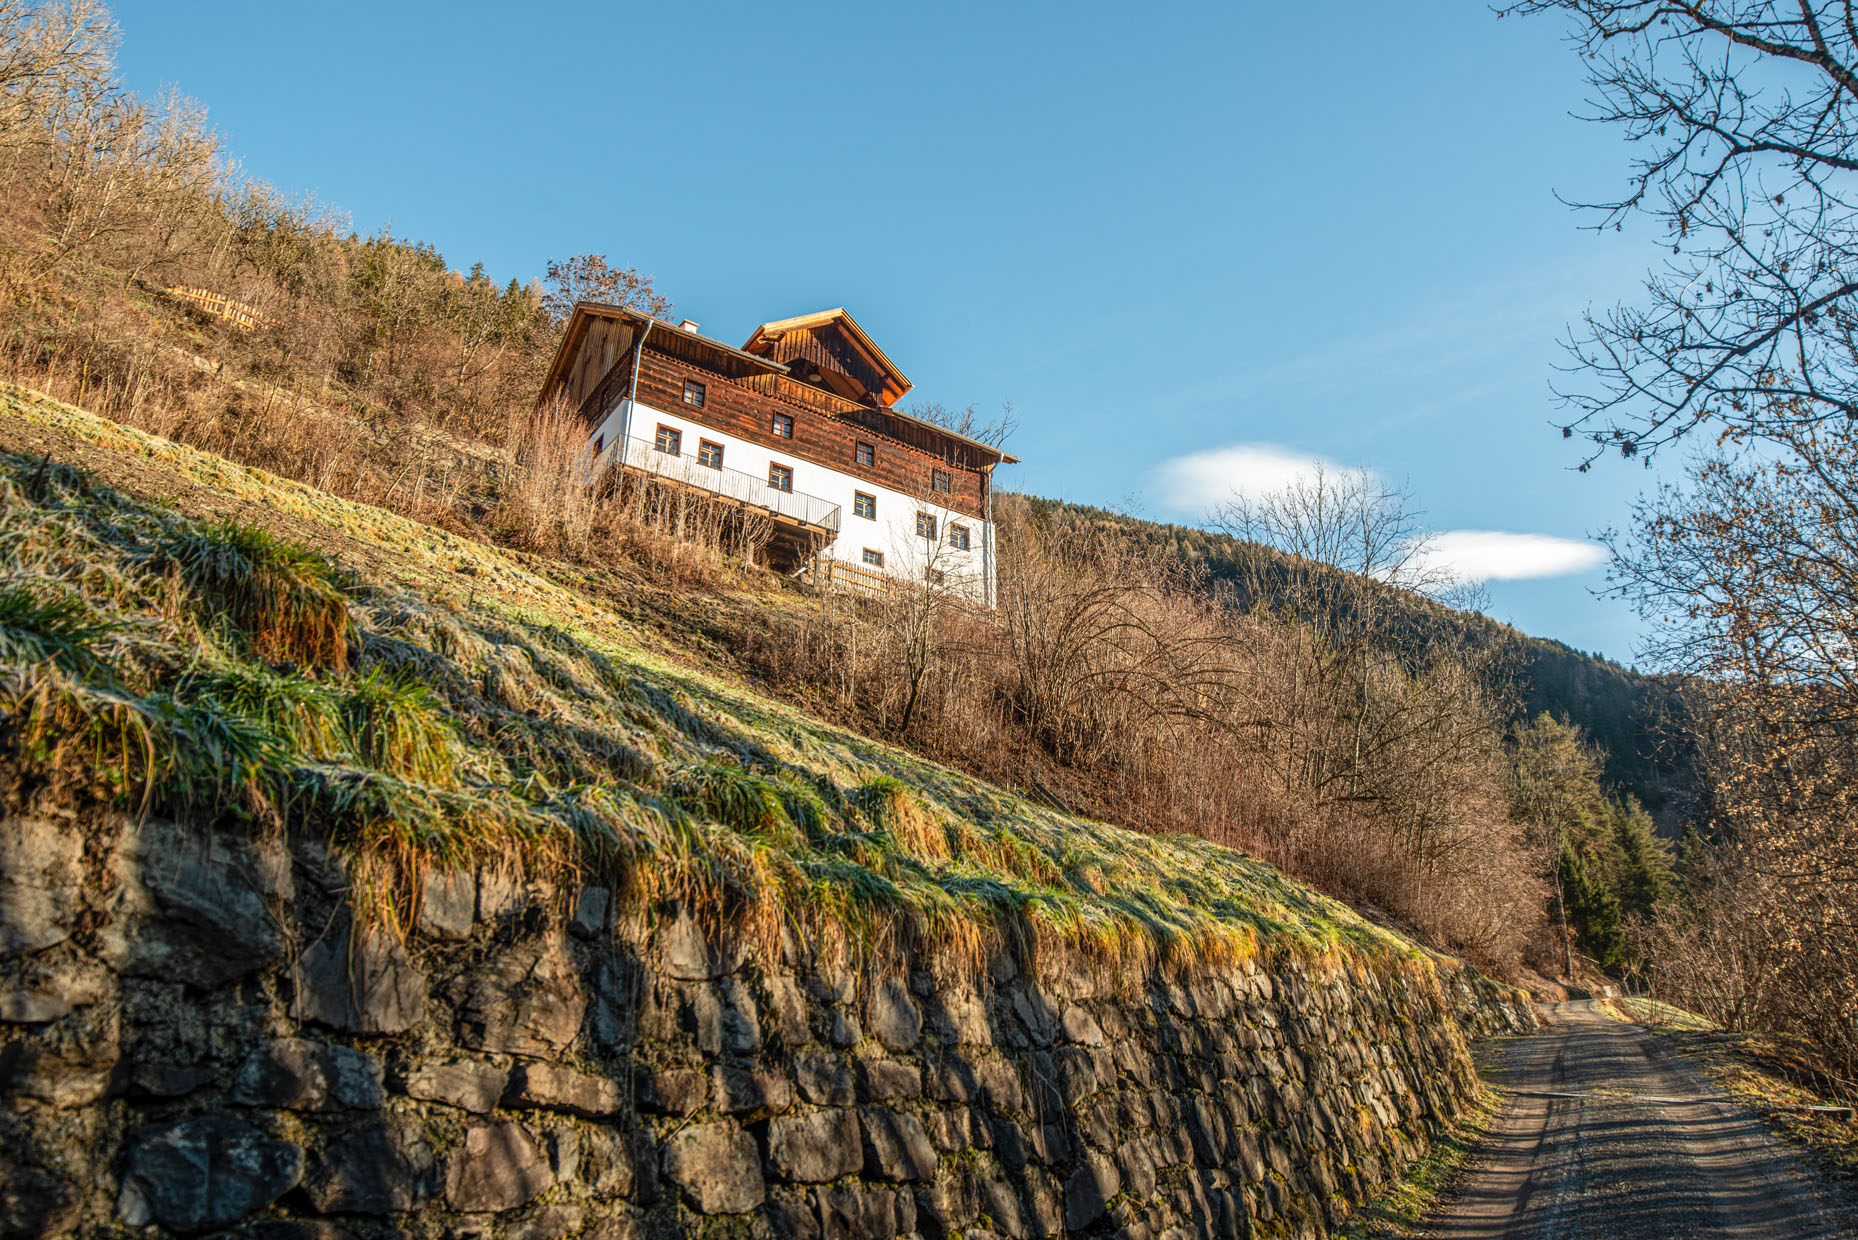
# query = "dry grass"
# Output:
<box><xmin>0</xmin><ymin>384</ymin><xmax>1465</xmax><ymax>996</ymax></box>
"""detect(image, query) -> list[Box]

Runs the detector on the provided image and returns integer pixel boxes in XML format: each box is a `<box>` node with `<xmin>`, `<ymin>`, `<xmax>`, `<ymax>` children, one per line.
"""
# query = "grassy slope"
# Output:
<box><xmin>0</xmin><ymin>381</ymin><xmax>1445</xmax><ymax>984</ymax></box>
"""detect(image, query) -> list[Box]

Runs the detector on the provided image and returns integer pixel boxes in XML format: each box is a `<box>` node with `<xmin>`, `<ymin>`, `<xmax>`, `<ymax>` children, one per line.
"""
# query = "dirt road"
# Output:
<box><xmin>1415</xmin><ymin>1001</ymin><xmax>1855</xmax><ymax>1239</ymax></box>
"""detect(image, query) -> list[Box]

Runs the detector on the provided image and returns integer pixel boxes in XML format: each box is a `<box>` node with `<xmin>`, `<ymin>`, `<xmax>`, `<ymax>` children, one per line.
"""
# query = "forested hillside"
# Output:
<box><xmin>1017</xmin><ymin>499</ymin><xmax>1691</xmax><ymax>822</ymax></box>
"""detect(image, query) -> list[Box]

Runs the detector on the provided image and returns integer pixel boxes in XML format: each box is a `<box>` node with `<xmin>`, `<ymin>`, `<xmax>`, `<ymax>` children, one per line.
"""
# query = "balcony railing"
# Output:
<box><xmin>612</xmin><ymin>435</ymin><xmax>841</xmax><ymax>534</ymax></box>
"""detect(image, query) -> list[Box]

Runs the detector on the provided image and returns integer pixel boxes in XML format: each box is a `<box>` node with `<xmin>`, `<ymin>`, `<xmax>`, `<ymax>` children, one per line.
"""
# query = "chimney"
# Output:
<box><xmin>679</xmin><ymin>319</ymin><xmax>701</xmax><ymax>333</ymax></box>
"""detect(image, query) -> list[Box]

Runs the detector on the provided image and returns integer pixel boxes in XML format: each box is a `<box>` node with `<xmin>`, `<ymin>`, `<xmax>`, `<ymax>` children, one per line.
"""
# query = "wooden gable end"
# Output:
<box><xmin>742</xmin><ymin>309</ymin><xmax>911</xmax><ymax>409</ymax></box>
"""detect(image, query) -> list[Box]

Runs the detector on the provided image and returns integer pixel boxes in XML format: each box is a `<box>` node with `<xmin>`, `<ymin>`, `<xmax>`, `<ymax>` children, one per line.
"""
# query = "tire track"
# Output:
<box><xmin>1415</xmin><ymin>1001</ymin><xmax>1855</xmax><ymax>1239</ymax></box>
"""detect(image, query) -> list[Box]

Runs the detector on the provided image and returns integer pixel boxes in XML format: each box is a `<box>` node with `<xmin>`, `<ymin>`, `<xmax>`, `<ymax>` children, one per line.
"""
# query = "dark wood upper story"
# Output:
<box><xmin>538</xmin><ymin>304</ymin><xmax>1016</xmax><ymax>521</ymax></box>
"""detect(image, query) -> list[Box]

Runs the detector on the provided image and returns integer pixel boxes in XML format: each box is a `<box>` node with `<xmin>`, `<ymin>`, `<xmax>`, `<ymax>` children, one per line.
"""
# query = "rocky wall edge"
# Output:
<box><xmin>0</xmin><ymin>812</ymin><xmax>1489</xmax><ymax>1240</ymax></box>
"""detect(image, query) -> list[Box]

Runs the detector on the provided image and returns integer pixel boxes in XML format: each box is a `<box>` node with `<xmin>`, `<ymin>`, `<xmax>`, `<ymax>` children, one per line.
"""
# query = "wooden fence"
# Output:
<box><xmin>166</xmin><ymin>286</ymin><xmax>274</xmax><ymax>331</ymax></box>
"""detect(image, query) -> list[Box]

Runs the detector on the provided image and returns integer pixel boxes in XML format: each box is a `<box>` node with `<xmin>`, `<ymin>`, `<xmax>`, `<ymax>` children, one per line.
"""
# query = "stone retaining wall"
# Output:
<box><xmin>0</xmin><ymin>812</ymin><xmax>1529</xmax><ymax>1240</ymax></box>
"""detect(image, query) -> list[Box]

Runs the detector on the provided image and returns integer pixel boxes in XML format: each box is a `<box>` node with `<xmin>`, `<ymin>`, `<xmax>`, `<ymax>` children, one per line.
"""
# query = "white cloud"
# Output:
<box><xmin>1414</xmin><ymin>530</ymin><xmax>1607</xmax><ymax>584</ymax></box>
<box><xmin>1148</xmin><ymin>443</ymin><xmax>1366</xmax><ymax>514</ymax></box>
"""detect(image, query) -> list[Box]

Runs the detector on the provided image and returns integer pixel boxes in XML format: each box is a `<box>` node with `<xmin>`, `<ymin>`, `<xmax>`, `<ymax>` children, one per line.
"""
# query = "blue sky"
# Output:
<box><xmin>116</xmin><ymin>2</ymin><xmax>1672</xmax><ymax>663</ymax></box>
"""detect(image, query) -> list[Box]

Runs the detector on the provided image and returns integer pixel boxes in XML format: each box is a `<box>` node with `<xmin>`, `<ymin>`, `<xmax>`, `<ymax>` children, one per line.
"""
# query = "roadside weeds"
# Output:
<box><xmin>1338</xmin><ymin>1075</ymin><xmax>1509</xmax><ymax>1238</ymax></box>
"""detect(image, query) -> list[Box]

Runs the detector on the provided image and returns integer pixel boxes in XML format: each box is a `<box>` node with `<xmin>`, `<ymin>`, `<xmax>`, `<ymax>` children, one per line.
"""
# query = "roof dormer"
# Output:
<box><xmin>741</xmin><ymin>308</ymin><xmax>912</xmax><ymax>409</ymax></box>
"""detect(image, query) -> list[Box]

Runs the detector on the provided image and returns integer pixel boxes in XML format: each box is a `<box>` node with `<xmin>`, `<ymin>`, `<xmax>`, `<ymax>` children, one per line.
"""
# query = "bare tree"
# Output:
<box><xmin>1506</xmin><ymin>1</ymin><xmax>1858</xmax><ymax>461</ymax></box>
<box><xmin>903</xmin><ymin>399</ymin><xmax>1018</xmax><ymax>450</ymax></box>
<box><xmin>541</xmin><ymin>253</ymin><xmax>670</xmax><ymax>325</ymax></box>
<box><xmin>1213</xmin><ymin>467</ymin><xmax>1468</xmax><ymax>805</ymax></box>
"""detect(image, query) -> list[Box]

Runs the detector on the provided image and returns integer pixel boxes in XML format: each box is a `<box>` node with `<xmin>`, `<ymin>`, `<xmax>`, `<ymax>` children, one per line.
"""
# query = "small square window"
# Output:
<box><xmin>593</xmin><ymin>432</ymin><xmax>605</xmax><ymax>455</ymax></box>
<box><xmin>769</xmin><ymin>463</ymin><xmax>794</xmax><ymax>492</ymax></box>
<box><xmin>654</xmin><ymin>425</ymin><xmax>682</xmax><ymax>455</ymax></box>
<box><xmin>862</xmin><ymin>548</ymin><xmax>884</xmax><ymax>567</ymax></box>
<box><xmin>697</xmin><ymin>440</ymin><xmax>723</xmax><ymax>469</ymax></box>
<box><xmin>949</xmin><ymin>524</ymin><xmax>970</xmax><ymax>551</ymax></box>
<box><xmin>931</xmin><ymin>469</ymin><xmax>951</xmax><ymax>493</ymax></box>
<box><xmin>915</xmin><ymin>512</ymin><xmax>937</xmax><ymax>540</ymax></box>
<box><xmin>682</xmin><ymin>380</ymin><xmax>706</xmax><ymax>408</ymax></box>
<box><xmin>771</xmin><ymin>413</ymin><xmax>794</xmax><ymax>439</ymax></box>
<box><xmin>926</xmin><ymin>568</ymin><xmax>944</xmax><ymax>587</ymax></box>
<box><xmin>853</xmin><ymin>491</ymin><xmax>876</xmax><ymax>520</ymax></box>
<box><xmin>855</xmin><ymin>441</ymin><xmax>875</xmax><ymax>468</ymax></box>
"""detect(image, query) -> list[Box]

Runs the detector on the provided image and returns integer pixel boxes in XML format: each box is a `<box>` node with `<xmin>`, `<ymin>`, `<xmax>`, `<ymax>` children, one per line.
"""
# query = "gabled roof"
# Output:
<box><xmin>539</xmin><ymin>303</ymin><xmax>789</xmax><ymax>403</ymax></box>
<box><xmin>540</xmin><ymin>301</ymin><xmax>1018</xmax><ymax>468</ymax></box>
<box><xmin>741</xmin><ymin>308</ymin><xmax>913</xmax><ymax>409</ymax></box>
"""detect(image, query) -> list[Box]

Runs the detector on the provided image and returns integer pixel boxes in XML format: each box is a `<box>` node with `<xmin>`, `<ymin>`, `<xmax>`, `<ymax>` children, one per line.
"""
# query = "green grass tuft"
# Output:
<box><xmin>155</xmin><ymin>519</ymin><xmax>352</xmax><ymax>671</ymax></box>
<box><xmin>0</xmin><ymin>584</ymin><xmax>115</xmax><ymax>673</ymax></box>
<box><xmin>341</xmin><ymin>668</ymin><xmax>457</xmax><ymax>786</ymax></box>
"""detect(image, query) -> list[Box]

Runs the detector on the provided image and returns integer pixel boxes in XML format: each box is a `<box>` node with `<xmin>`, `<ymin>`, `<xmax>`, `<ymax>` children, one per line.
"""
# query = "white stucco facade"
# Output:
<box><xmin>589</xmin><ymin>399</ymin><xmax>994</xmax><ymax>605</ymax></box>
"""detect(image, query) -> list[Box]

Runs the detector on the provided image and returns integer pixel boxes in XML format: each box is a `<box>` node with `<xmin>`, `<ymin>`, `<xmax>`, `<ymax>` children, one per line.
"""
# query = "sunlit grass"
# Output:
<box><xmin>0</xmin><ymin>382</ymin><xmax>1450</xmax><ymax>987</ymax></box>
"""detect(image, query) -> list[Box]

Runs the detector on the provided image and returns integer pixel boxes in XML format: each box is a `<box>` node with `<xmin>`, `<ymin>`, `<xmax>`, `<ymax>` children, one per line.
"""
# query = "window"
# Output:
<box><xmin>862</xmin><ymin>548</ymin><xmax>885</xmax><ymax>567</ymax></box>
<box><xmin>915</xmin><ymin>512</ymin><xmax>937</xmax><ymax>540</ymax></box>
<box><xmin>926</xmin><ymin>568</ymin><xmax>945</xmax><ymax>587</ymax></box>
<box><xmin>932</xmin><ymin>469</ymin><xmax>951</xmax><ymax>493</ymax></box>
<box><xmin>855</xmin><ymin>441</ymin><xmax>876</xmax><ymax>468</ymax></box>
<box><xmin>654</xmin><ymin>424</ymin><xmax>682</xmax><ymax>455</ymax></box>
<box><xmin>771</xmin><ymin>413</ymin><xmax>794</xmax><ymax>439</ymax></box>
<box><xmin>853</xmin><ymin>491</ymin><xmax>876</xmax><ymax>520</ymax></box>
<box><xmin>769</xmin><ymin>463</ymin><xmax>794</xmax><ymax>492</ymax></box>
<box><xmin>682</xmin><ymin>379</ymin><xmax>706</xmax><ymax>408</ymax></box>
<box><xmin>697</xmin><ymin>439</ymin><xmax>723</xmax><ymax>469</ymax></box>
<box><xmin>593</xmin><ymin>432</ymin><xmax>605</xmax><ymax>455</ymax></box>
<box><xmin>949</xmin><ymin>524</ymin><xmax>970</xmax><ymax>551</ymax></box>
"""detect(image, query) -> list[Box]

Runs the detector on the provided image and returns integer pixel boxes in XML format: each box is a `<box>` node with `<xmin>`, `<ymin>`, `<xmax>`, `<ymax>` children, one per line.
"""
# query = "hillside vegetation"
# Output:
<box><xmin>0</xmin><ymin>1</ymin><xmax>1678</xmax><ymax>985</ymax></box>
<box><xmin>1016</xmin><ymin>499</ymin><xmax>1690</xmax><ymax>821</ymax></box>
<box><xmin>0</xmin><ymin>382</ymin><xmax>1402</xmax><ymax>977</ymax></box>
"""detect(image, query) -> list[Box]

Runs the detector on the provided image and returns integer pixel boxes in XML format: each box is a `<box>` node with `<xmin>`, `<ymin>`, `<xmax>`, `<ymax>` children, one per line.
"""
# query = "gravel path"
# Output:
<box><xmin>1416</xmin><ymin>1001</ymin><xmax>1856</xmax><ymax>1239</ymax></box>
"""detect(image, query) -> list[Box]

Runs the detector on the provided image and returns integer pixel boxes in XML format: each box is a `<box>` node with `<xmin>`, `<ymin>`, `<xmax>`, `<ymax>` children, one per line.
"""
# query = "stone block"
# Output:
<box><xmin>578</xmin><ymin>1128</ymin><xmax>640</xmax><ymax>1198</ymax></box>
<box><xmin>866</xmin><ymin>977</ymin><xmax>921</xmax><ymax>1053</ymax></box>
<box><xmin>0</xmin><ymin>989</ymin><xmax>71</xmax><ymax>1023</ymax></box>
<box><xmin>860</xmin><ymin>1108</ymin><xmax>937</xmax><ymax>1182</ymax></box>
<box><xmin>691</xmin><ymin>977</ymin><xmax>760</xmax><ymax>1055</ymax></box>
<box><xmin>457</xmin><ymin>936</ymin><xmax>585</xmax><ymax>1057</ymax></box>
<box><xmin>106</xmin><ymin>820</ymin><xmax>285</xmax><ymax>987</ymax></box>
<box><xmin>713</xmin><ymin>1064</ymin><xmax>793</xmax><ymax>1118</ymax></box>
<box><xmin>417</xmin><ymin>869</ymin><xmax>475</xmax><ymax>940</ymax></box>
<box><xmin>403</xmin><ymin>1059</ymin><xmax>509</xmax><ymax>1114</ymax></box>
<box><xmin>118</xmin><ymin>1115</ymin><xmax>303</xmax><ymax>1233</ymax></box>
<box><xmin>445</xmin><ymin>1120</ymin><xmax>553</xmax><ymax>1213</ymax></box>
<box><xmin>505</xmin><ymin>1062</ymin><xmax>625</xmax><ymax>1117</ymax></box>
<box><xmin>1063</xmin><ymin>1155</ymin><xmax>1121</xmax><ymax>1230</ymax></box>
<box><xmin>639</xmin><ymin>1068</ymin><xmax>708</xmax><ymax>1115</ymax></box>
<box><xmin>233</xmin><ymin>1039</ymin><xmax>383</xmax><ymax>1111</ymax></box>
<box><xmin>506</xmin><ymin>1205</ymin><xmax>587</xmax><ymax>1240</ymax></box>
<box><xmin>291</xmin><ymin>923</ymin><xmax>428</xmax><ymax>1035</ymax></box>
<box><xmin>0</xmin><ymin>817</ymin><xmax>81</xmax><ymax>957</ymax></box>
<box><xmin>131</xmin><ymin>1062</ymin><xmax>215</xmax><ymax>1099</ymax></box>
<box><xmin>818</xmin><ymin>1186</ymin><xmax>907</xmax><ymax>1240</ymax></box>
<box><xmin>1011</xmin><ymin>988</ymin><xmax>1060</xmax><ymax>1046</ymax></box>
<box><xmin>795</xmin><ymin>1051</ymin><xmax>855</xmax><ymax>1106</ymax></box>
<box><xmin>571</xmin><ymin>886</ymin><xmax>611</xmax><ymax>939</ymax></box>
<box><xmin>302</xmin><ymin>1120</ymin><xmax>435</xmax><ymax>1214</ymax></box>
<box><xmin>855</xmin><ymin>1058</ymin><xmax>921</xmax><ymax>1102</ymax></box>
<box><xmin>764</xmin><ymin>974</ymin><xmax>812</xmax><ymax>1045</ymax></box>
<box><xmin>979</xmin><ymin>1179</ymin><xmax>1028</xmax><ymax>1239</ymax></box>
<box><xmin>769</xmin><ymin>1109</ymin><xmax>863</xmax><ymax>1183</ymax></box>
<box><xmin>1060</xmin><ymin>1005</ymin><xmax>1104</xmax><ymax>1046</ymax></box>
<box><xmin>932</xmin><ymin>988</ymin><xmax>992</xmax><ymax>1045</ymax></box>
<box><xmin>663</xmin><ymin>1122</ymin><xmax>764</xmax><ymax>1214</ymax></box>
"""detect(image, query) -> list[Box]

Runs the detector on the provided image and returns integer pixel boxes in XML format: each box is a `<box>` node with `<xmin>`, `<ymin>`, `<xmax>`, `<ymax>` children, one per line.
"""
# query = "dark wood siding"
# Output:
<box><xmin>630</xmin><ymin>350</ymin><xmax>987</xmax><ymax>519</ymax></box>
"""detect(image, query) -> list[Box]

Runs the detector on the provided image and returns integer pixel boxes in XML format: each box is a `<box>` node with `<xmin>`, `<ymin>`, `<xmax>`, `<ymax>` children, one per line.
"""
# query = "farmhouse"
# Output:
<box><xmin>538</xmin><ymin>304</ymin><xmax>1017</xmax><ymax>606</ymax></box>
